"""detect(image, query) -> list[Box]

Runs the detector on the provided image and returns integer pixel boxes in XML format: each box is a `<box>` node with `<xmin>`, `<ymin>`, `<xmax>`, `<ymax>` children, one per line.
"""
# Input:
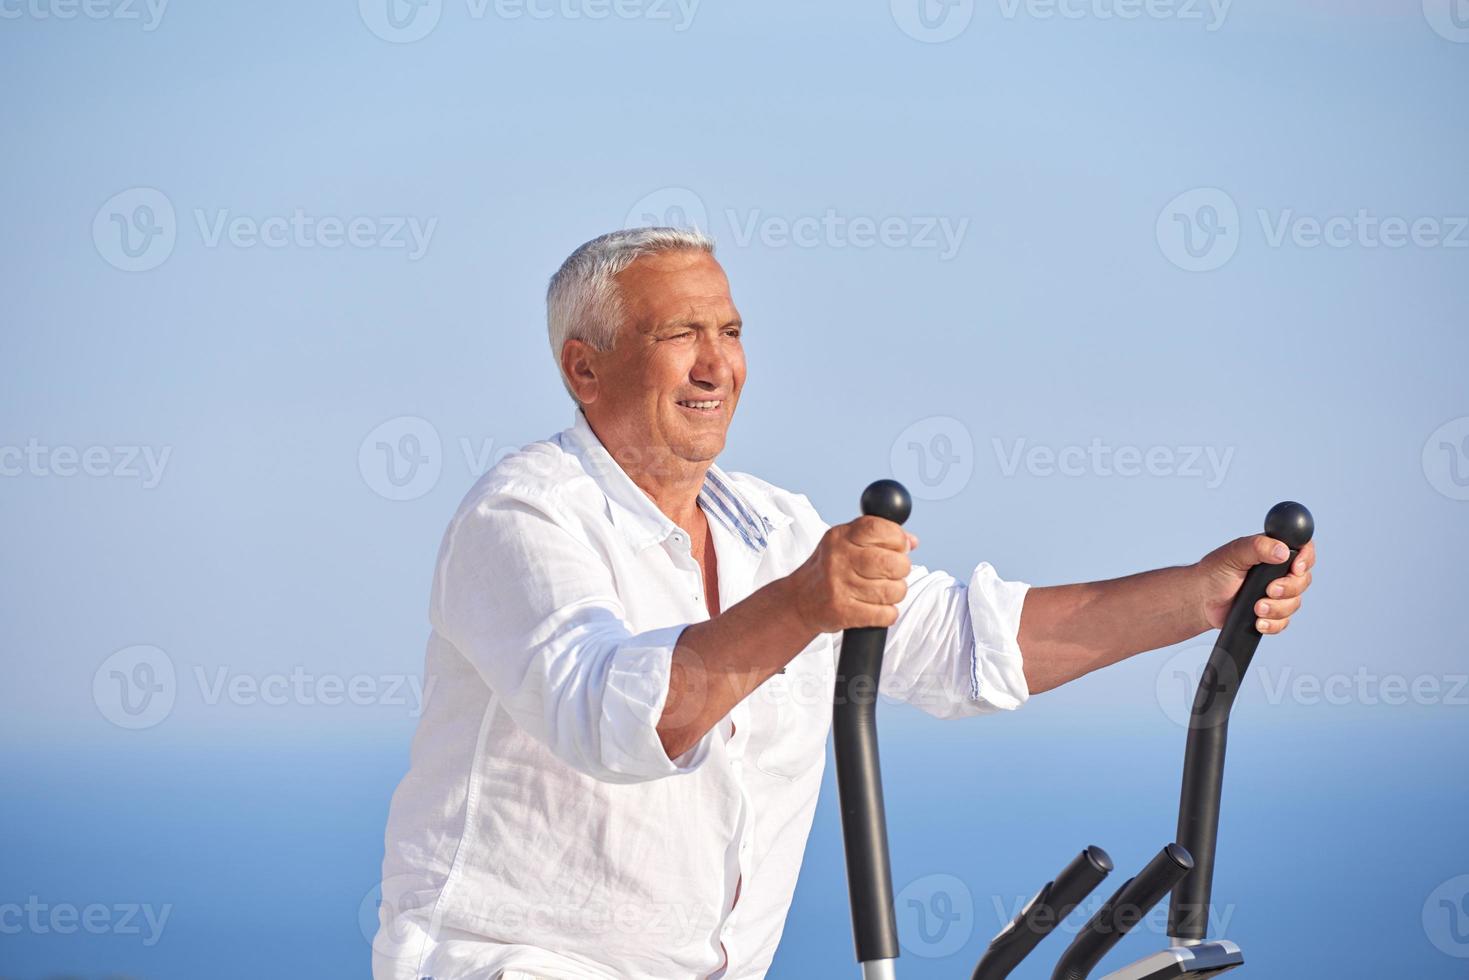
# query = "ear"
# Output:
<box><xmin>561</xmin><ymin>338</ymin><xmax>599</xmax><ymax>405</ymax></box>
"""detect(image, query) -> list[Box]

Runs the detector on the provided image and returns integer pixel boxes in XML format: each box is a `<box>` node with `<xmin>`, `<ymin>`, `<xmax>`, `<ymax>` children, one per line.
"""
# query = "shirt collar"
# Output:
<box><xmin>559</xmin><ymin>407</ymin><xmax>789</xmax><ymax>555</ymax></box>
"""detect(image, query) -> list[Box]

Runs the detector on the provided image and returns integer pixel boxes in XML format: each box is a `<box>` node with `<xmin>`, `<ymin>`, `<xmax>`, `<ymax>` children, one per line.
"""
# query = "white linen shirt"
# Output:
<box><xmin>374</xmin><ymin>408</ymin><xmax>1031</xmax><ymax>980</ymax></box>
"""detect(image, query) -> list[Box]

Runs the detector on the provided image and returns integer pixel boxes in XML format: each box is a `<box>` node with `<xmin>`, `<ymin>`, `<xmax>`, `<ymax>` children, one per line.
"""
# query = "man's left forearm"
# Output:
<box><xmin>1016</xmin><ymin>564</ymin><xmax>1210</xmax><ymax>695</ymax></box>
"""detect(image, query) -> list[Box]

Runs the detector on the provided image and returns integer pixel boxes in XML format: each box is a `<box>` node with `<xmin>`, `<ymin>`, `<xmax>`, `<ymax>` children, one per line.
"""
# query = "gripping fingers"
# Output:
<box><xmin>849</xmin><ymin>575</ymin><xmax>908</xmax><ymax>606</ymax></box>
<box><xmin>1255</xmin><ymin>594</ymin><xmax>1301</xmax><ymax>619</ymax></box>
<box><xmin>851</xmin><ymin>545</ymin><xmax>912</xmax><ymax>581</ymax></box>
<box><xmin>1266</xmin><ymin>568</ymin><xmax>1312</xmax><ymax>600</ymax></box>
<box><xmin>847</xmin><ymin>515</ymin><xmax>911</xmax><ymax>552</ymax></box>
<box><xmin>851</xmin><ymin>601</ymin><xmax>901</xmax><ymax>629</ymax></box>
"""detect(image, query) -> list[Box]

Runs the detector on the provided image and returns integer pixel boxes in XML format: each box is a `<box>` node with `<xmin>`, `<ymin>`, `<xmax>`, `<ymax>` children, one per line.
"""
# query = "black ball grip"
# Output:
<box><xmin>834</xmin><ymin>480</ymin><xmax>912</xmax><ymax>965</ymax></box>
<box><xmin>860</xmin><ymin>478</ymin><xmax>913</xmax><ymax>526</ymax></box>
<box><xmin>1263</xmin><ymin>500</ymin><xmax>1313</xmax><ymax>551</ymax></box>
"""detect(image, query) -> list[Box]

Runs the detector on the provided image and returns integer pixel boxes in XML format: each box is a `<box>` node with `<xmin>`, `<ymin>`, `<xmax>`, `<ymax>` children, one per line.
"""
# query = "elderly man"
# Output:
<box><xmin>373</xmin><ymin>227</ymin><xmax>1316</xmax><ymax>980</ymax></box>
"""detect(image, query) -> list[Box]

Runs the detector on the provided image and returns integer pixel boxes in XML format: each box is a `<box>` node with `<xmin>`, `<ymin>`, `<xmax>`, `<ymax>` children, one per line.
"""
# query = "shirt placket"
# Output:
<box><xmin>717</xmin><ymin>697</ymin><xmax>755</xmax><ymax>975</ymax></box>
<box><xmin>667</xmin><ymin>519</ymin><xmax>757</xmax><ymax>978</ymax></box>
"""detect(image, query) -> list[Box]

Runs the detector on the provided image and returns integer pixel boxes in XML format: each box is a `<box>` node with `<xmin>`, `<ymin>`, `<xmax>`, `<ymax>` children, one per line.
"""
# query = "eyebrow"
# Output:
<box><xmin>650</xmin><ymin>315</ymin><xmax>744</xmax><ymax>332</ymax></box>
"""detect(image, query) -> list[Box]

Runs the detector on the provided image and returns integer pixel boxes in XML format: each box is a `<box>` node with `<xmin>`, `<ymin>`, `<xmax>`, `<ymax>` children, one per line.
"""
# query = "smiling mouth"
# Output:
<box><xmin>676</xmin><ymin>398</ymin><xmax>724</xmax><ymax>414</ymax></box>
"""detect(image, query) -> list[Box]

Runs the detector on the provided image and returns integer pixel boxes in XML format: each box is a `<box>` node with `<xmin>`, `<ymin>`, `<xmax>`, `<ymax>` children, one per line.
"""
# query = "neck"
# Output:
<box><xmin>583</xmin><ymin>409</ymin><xmax>710</xmax><ymax>531</ymax></box>
<box><xmin>631</xmin><ymin>460</ymin><xmax>708</xmax><ymax>533</ymax></box>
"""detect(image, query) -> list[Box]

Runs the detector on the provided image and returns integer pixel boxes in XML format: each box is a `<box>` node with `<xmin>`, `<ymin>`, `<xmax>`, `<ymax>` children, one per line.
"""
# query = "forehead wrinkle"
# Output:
<box><xmin>651</xmin><ymin>297</ymin><xmax>738</xmax><ymax>333</ymax></box>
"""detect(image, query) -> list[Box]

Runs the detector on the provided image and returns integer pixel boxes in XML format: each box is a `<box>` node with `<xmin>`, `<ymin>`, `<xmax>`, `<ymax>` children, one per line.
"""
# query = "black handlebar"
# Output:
<box><xmin>971</xmin><ymin>846</ymin><xmax>1115</xmax><ymax>980</ymax></box>
<box><xmin>1167</xmin><ymin>501</ymin><xmax>1314</xmax><ymax>942</ymax></box>
<box><xmin>832</xmin><ymin>486</ymin><xmax>1313</xmax><ymax>974</ymax></box>
<box><xmin>834</xmin><ymin>479</ymin><xmax>912</xmax><ymax>966</ymax></box>
<box><xmin>1051</xmin><ymin>844</ymin><xmax>1195</xmax><ymax>980</ymax></box>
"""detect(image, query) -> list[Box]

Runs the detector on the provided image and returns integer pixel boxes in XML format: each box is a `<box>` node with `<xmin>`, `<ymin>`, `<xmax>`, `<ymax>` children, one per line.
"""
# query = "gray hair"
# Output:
<box><xmin>546</xmin><ymin>226</ymin><xmax>716</xmax><ymax>402</ymax></box>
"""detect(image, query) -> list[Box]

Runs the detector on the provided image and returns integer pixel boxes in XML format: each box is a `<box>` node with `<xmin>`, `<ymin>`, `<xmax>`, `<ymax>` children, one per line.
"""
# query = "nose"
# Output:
<box><xmin>690</xmin><ymin>333</ymin><xmax>734</xmax><ymax>391</ymax></box>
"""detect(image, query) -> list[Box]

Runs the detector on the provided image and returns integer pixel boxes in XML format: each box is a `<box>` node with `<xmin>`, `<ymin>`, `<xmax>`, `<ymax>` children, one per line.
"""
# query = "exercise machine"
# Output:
<box><xmin>831</xmin><ymin>480</ymin><xmax>1314</xmax><ymax>979</ymax></box>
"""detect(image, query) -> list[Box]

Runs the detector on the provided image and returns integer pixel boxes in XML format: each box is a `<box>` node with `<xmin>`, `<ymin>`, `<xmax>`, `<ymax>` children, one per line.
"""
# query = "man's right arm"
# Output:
<box><xmin>433</xmin><ymin>484</ymin><xmax>913</xmax><ymax>780</ymax></box>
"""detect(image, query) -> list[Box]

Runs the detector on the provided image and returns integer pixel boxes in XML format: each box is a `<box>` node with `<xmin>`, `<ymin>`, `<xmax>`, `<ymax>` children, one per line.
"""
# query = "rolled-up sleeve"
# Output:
<box><xmin>879</xmin><ymin>560</ymin><xmax>1032</xmax><ymax>718</ymax></box>
<box><xmin>430</xmin><ymin>486</ymin><xmax>715</xmax><ymax>783</ymax></box>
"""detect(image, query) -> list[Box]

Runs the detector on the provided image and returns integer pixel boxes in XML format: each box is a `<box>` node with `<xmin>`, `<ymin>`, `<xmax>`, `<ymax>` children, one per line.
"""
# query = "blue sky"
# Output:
<box><xmin>2</xmin><ymin>1</ymin><xmax>1466</xmax><ymax>976</ymax></box>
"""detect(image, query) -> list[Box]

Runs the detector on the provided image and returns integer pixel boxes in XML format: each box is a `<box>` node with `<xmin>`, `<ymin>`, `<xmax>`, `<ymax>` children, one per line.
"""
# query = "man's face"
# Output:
<box><xmin>571</xmin><ymin>249</ymin><xmax>745</xmax><ymax>474</ymax></box>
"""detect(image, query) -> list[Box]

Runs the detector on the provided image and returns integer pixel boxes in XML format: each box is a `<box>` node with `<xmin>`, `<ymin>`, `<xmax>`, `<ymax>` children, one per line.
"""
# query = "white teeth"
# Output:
<box><xmin>679</xmin><ymin>400</ymin><xmax>721</xmax><ymax>410</ymax></box>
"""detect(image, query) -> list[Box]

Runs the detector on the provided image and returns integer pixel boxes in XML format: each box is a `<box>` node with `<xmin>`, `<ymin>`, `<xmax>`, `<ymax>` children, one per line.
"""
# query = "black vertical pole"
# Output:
<box><xmin>834</xmin><ymin>479</ymin><xmax>911</xmax><ymax>971</ymax></box>
<box><xmin>1168</xmin><ymin>502</ymin><xmax>1313</xmax><ymax>942</ymax></box>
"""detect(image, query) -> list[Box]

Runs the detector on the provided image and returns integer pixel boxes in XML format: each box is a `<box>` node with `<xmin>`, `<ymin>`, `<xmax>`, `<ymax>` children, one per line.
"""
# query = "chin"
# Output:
<box><xmin>675</xmin><ymin>430</ymin><xmax>726</xmax><ymax>462</ymax></box>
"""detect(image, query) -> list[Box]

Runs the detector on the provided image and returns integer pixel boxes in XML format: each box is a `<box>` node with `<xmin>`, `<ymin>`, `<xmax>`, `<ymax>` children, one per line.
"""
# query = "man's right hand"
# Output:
<box><xmin>660</xmin><ymin>517</ymin><xmax>916</xmax><ymax>760</ymax></box>
<box><xmin>788</xmin><ymin>517</ymin><xmax>917</xmax><ymax>634</ymax></box>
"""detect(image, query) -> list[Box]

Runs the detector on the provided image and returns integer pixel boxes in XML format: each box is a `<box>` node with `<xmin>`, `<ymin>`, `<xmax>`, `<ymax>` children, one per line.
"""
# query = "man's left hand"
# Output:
<box><xmin>1196</xmin><ymin>534</ymin><xmax>1318</xmax><ymax>634</ymax></box>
